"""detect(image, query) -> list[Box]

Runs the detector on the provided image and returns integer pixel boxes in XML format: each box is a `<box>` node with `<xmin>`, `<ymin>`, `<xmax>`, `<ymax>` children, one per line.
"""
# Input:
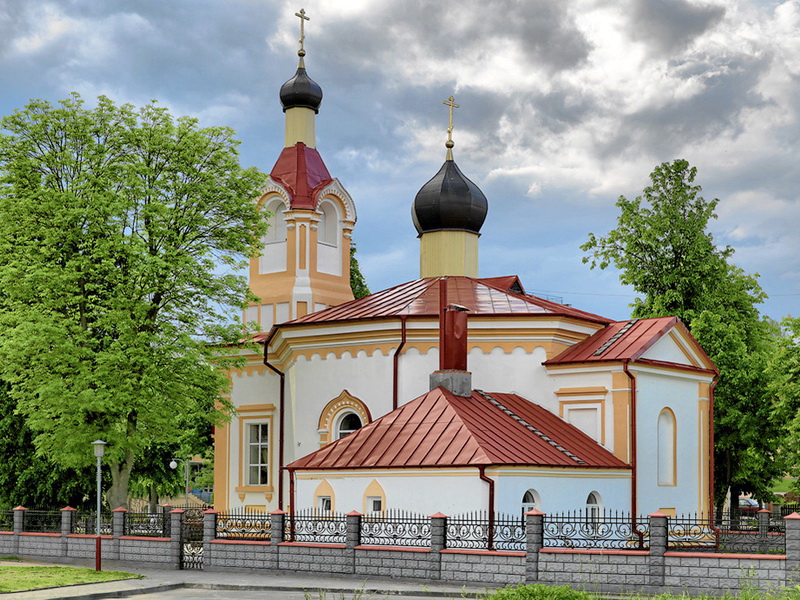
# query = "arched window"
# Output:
<box><xmin>335</xmin><ymin>412</ymin><xmax>362</xmax><ymax>439</ymax></box>
<box><xmin>317</xmin><ymin>201</ymin><xmax>338</xmax><ymax>246</ymax></box>
<box><xmin>264</xmin><ymin>200</ymin><xmax>287</xmax><ymax>243</ymax></box>
<box><xmin>521</xmin><ymin>489</ymin><xmax>541</xmax><ymax>516</ymax></box>
<box><xmin>586</xmin><ymin>491</ymin><xmax>602</xmax><ymax>532</ymax></box>
<box><xmin>658</xmin><ymin>408</ymin><xmax>676</xmax><ymax>486</ymax></box>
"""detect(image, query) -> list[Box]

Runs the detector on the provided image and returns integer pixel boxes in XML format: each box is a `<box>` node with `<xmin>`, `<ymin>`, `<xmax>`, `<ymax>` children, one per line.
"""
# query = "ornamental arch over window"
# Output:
<box><xmin>317</xmin><ymin>390</ymin><xmax>372</xmax><ymax>445</ymax></box>
<box><xmin>658</xmin><ymin>408</ymin><xmax>677</xmax><ymax>486</ymax></box>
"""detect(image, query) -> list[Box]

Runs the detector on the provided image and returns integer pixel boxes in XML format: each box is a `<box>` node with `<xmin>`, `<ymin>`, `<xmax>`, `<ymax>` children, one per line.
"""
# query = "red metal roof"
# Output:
<box><xmin>288</xmin><ymin>387</ymin><xmax>628</xmax><ymax>471</ymax></box>
<box><xmin>269</xmin><ymin>142</ymin><xmax>333</xmax><ymax>210</ymax></box>
<box><xmin>544</xmin><ymin>316</ymin><xmax>715</xmax><ymax>370</ymax></box>
<box><xmin>280</xmin><ymin>277</ymin><xmax>612</xmax><ymax>328</ymax></box>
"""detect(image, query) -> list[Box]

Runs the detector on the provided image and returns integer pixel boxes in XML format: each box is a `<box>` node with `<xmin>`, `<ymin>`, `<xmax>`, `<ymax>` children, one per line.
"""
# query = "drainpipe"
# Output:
<box><xmin>439</xmin><ymin>278</ymin><xmax>447</xmax><ymax>370</ymax></box>
<box><xmin>709</xmin><ymin>377</ymin><xmax>717</xmax><ymax>516</ymax></box>
<box><xmin>479</xmin><ymin>466</ymin><xmax>495</xmax><ymax>551</ymax></box>
<box><xmin>264</xmin><ymin>357</ymin><xmax>286</xmax><ymax>510</ymax></box>
<box><xmin>392</xmin><ymin>316</ymin><xmax>407</xmax><ymax>411</ymax></box>
<box><xmin>288</xmin><ymin>467</ymin><xmax>296</xmax><ymax>540</ymax></box>
<box><xmin>623</xmin><ymin>362</ymin><xmax>637</xmax><ymax>518</ymax></box>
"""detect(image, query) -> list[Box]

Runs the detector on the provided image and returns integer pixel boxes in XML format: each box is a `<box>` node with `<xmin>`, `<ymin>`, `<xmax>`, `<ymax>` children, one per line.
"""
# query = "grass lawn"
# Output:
<box><xmin>0</xmin><ymin>564</ymin><xmax>141</xmax><ymax>593</ymax></box>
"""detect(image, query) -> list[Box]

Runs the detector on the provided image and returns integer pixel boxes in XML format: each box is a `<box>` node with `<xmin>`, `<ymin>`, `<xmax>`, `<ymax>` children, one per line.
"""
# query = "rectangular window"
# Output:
<box><xmin>366</xmin><ymin>496</ymin><xmax>382</xmax><ymax>514</ymax></box>
<box><xmin>247</xmin><ymin>422</ymin><xmax>269</xmax><ymax>486</ymax></box>
<box><xmin>317</xmin><ymin>496</ymin><xmax>332</xmax><ymax>514</ymax></box>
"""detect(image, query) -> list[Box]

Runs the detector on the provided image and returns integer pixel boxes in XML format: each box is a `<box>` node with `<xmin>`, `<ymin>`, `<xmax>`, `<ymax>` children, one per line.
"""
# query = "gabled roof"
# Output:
<box><xmin>269</xmin><ymin>142</ymin><xmax>333</xmax><ymax>210</ymax></box>
<box><xmin>288</xmin><ymin>387</ymin><xmax>628</xmax><ymax>471</ymax></box>
<box><xmin>544</xmin><ymin>316</ymin><xmax>716</xmax><ymax>371</ymax></box>
<box><xmin>279</xmin><ymin>276</ymin><xmax>612</xmax><ymax>328</ymax></box>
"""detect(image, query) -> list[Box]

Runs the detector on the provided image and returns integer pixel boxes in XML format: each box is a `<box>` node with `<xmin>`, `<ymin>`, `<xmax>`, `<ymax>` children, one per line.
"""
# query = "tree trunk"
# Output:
<box><xmin>107</xmin><ymin>454</ymin><xmax>134</xmax><ymax>510</ymax></box>
<box><xmin>148</xmin><ymin>482</ymin><xmax>158</xmax><ymax>512</ymax></box>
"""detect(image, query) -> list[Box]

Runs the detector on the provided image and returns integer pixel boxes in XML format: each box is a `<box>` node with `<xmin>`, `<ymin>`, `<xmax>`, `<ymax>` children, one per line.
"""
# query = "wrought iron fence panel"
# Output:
<box><xmin>446</xmin><ymin>511</ymin><xmax>493</xmax><ymax>550</ymax></box>
<box><xmin>361</xmin><ymin>510</ymin><xmax>430</xmax><ymax>548</ymax></box>
<box><xmin>493</xmin><ymin>514</ymin><xmax>526</xmax><ymax>551</ymax></box>
<box><xmin>23</xmin><ymin>510</ymin><xmax>62</xmax><ymax>533</ymax></box>
<box><xmin>0</xmin><ymin>511</ymin><xmax>13</xmax><ymax>531</ymax></box>
<box><xmin>124</xmin><ymin>512</ymin><xmax>168</xmax><ymax>537</ymax></box>
<box><xmin>544</xmin><ymin>510</ymin><xmax>649</xmax><ymax>550</ymax></box>
<box><xmin>73</xmin><ymin>512</ymin><xmax>112</xmax><ymax>535</ymax></box>
<box><xmin>287</xmin><ymin>509</ymin><xmax>347</xmax><ymax>544</ymax></box>
<box><xmin>668</xmin><ymin>514</ymin><xmax>785</xmax><ymax>554</ymax></box>
<box><xmin>216</xmin><ymin>511</ymin><xmax>271</xmax><ymax>540</ymax></box>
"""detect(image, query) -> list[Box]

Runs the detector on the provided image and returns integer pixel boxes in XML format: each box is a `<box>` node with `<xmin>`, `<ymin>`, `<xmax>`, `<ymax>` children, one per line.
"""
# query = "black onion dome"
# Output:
<box><xmin>279</xmin><ymin>61</ymin><xmax>323</xmax><ymax>113</ymax></box>
<box><xmin>412</xmin><ymin>159</ymin><xmax>488</xmax><ymax>235</ymax></box>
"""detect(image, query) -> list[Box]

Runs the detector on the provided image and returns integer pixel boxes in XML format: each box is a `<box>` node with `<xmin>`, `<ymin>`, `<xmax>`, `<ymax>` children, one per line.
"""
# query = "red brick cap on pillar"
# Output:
<box><xmin>758</xmin><ymin>508</ymin><xmax>771</xmax><ymax>513</ymax></box>
<box><xmin>784</xmin><ymin>512</ymin><xmax>800</xmax><ymax>520</ymax></box>
<box><xmin>270</xmin><ymin>509</ymin><xmax>287</xmax><ymax>515</ymax></box>
<box><xmin>648</xmin><ymin>510</ymin><xmax>670</xmax><ymax>518</ymax></box>
<box><xmin>429</xmin><ymin>512</ymin><xmax>448</xmax><ymax>519</ymax></box>
<box><xmin>524</xmin><ymin>509</ymin><xmax>545</xmax><ymax>516</ymax></box>
<box><xmin>170</xmin><ymin>509</ymin><xmax>185</xmax><ymax>514</ymax></box>
<box><xmin>112</xmin><ymin>507</ymin><xmax>128</xmax><ymax>513</ymax></box>
<box><xmin>13</xmin><ymin>506</ymin><xmax>27</xmax><ymax>511</ymax></box>
<box><xmin>346</xmin><ymin>511</ymin><xmax>362</xmax><ymax>517</ymax></box>
<box><xmin>61</xmin><ymin>506</ymin><xmax>77</xmax><ymax>512</ymax></box>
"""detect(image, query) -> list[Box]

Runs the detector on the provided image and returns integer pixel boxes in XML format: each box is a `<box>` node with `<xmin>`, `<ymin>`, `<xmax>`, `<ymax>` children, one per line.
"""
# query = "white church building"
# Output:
<box><xmin>213</xmin><ymin>22</ymin><xmax>717</xmax><ymax>519</ymax></box>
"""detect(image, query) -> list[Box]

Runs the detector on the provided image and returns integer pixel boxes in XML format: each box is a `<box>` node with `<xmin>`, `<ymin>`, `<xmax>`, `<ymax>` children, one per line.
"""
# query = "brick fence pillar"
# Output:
<box><xmin>112</xmin><ymin>507</ymin><xmax>127</xmax><ymax>538</ymax></box>
<box><xmin>168</xmin><ymin>509</ymin><xmax>184</xmax><ymax>570</ymax></box>
<box><xmin>13</xmin><ymin>506</ymin><xmax>26</xmax><ymax>534</ymax></box>
<box><xmin>346</xmin><ymin>511</ymin><xmax>362</xmax><ymax>549</ymax></box>
<box><xmin>430</xmin><ymin>513</ymin><xmax>448</xmax><ymax>553</ymax></box>
<box><xmin>784</xmin><ymin>512</ymin><xmax>800</xmax><ymax>585</ymax></box>
<box><xmin>60</xmin><ymin>507</ymin><xmax>76</xmax><ymax>537</ymax></box>
<box><xmin>525</xmin><ymin>509</ymin><xmax>544</xmax><ymax>583</ymax></box>
<box><xmin>202</xmin><ymin>509</ymin><xmax>217</xmax><ymax>568</ymax></box>
<box><xmin>648</xmin><ymin>511</ymin><xmax>668</xmax><ymax>587</ymax></box>
<box><xmin>270</xmin><ymin>510</ymin><xmax>286</xmax><ymax>546</ymax></box>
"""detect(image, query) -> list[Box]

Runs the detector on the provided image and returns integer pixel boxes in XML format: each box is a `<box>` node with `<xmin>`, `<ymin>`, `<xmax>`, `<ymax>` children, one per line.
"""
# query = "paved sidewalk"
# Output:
<box><xmin>1</xmin><ymin>558</ymin><xmax>498</xmax><ymax>600</ymax></box>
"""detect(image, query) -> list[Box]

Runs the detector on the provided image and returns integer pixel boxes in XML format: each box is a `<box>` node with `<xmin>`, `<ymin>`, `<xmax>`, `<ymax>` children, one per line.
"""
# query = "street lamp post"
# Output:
<box><xmin>169</xmin><ymin>458</ymin><xmax>190</xmax><ymax>507</ymax></box>
<box><xmin>91</xmin><ymin>440</ymin><xmax>106</xmax><ymax>572</ymax></box>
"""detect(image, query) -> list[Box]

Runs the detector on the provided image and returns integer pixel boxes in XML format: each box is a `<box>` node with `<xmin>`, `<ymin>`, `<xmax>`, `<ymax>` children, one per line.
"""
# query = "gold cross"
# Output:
<box><xmin>443</xmin><ymin>95</ymin><xmax>459</xmax><ymax>144</ymax></box>
<box><xmin>295</xmin><ymin>8</ymin><xmax>310</xmax><ymax>55</ymax></box>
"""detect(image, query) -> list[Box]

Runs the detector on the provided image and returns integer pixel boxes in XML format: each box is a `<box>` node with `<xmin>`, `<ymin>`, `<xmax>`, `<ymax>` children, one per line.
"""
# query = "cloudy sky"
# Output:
<box><xmin>1</xmin><ymin>0</ymin><xmax>798</xmax><ymax>321</ymax></box>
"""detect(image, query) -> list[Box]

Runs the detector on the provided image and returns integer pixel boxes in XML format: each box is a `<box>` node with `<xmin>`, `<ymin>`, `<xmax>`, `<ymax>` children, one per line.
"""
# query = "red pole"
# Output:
<box><xmin>95</xmin><ymin>535</ymin><xmax>101</xmax><ymax>571</ymax></box>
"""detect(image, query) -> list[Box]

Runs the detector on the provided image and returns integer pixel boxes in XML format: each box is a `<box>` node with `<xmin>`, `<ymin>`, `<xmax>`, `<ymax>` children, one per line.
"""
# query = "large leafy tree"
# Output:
<box><xmin>0</xmin><ymin>94</ymin><xmax>268</xmax><ymax>509</ymax></box>
<box><xmin>769</xmin><ymin>317</ymin><xmax>800</xmax><ymax>489</ymax></box>
<box><xmin>582</xmin><ymin>159</ymin><xmax>780</xmax><ymax>508</ymax></box>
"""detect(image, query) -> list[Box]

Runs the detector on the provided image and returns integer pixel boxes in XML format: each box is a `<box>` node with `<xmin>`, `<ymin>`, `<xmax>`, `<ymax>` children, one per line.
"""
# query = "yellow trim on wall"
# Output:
<box><xmin>559</xmin><ymin>398</ymin><xmax>606</xmax><ymax>445</ymax></box>
<box><xmin>658</xmin><ymin>507</ymin><xmax>677</xmax><ymax>517</ymax></box>
<box><xmin>555</xmin><ymin>386</ymin><xmax>608</xmax><ymax>396</ymax></box>
<box><xmin>313</xmin><ymin>480</ymin><xmax>335</xmax><ymax>513</ymax></box>
<box><xmin>698</xmin><ymin>386</ymin><xmax>710</xmax><ymax>515</ymax></box>
<box><xmin>213</xmin><ymin>413</ymin><xmax>230</xmax><ymax>511</ymax></box>
<box><xmin>238</xmin><ymin>404</ymin><xmax>276</xmax><ymax>413</ymax></box>
<box><xmin>612</xmin><ymin>390</ymin><xmax>630</xmax><ymax>463</ymax></box>
<box><xmin>363</xmin><ymin>479</ymin><xmax>387</xmax><ymax>515</ymax></box>
<box><xmin>657</xmin><ymin>407</ymin><xmax>677</xmax><ymax>487</ymax></box>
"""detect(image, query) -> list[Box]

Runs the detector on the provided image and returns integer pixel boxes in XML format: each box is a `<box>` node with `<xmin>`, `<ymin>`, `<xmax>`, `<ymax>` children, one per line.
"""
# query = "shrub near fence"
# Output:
<box><xmin>0</xmin><ymin>510</ymin><xmax>13</xmax><ymax>531</ymax></box>
<box><xmin>23</xmin><ymin>510</ymin><xmax>61</xmax><ymax>533</ymax></box>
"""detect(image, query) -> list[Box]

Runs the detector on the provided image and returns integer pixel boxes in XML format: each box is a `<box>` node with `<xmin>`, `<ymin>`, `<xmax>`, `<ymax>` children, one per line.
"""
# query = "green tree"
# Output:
<box><xmin>581</xmin><ymin>159</ymin><xmax>780</xmax><ymax>507</ymax></box>
<box><xmin>769</xmin><ymin>317</ymin><xmax>800</xmax><ymax>488</ymax></box>
<box><xmin>0</xmin><ymin>383</ymin><xmax>95</xmax><ymax>511</ymax></box>
<box><xmin>0</xmin><ymin>94</ymin><xmax>269</xmax><ymax>509</ymax></box>
<box><xmin>350</xmin><ymin>243</ymin><xmax>370</xmax><ymax>299</ymax></box>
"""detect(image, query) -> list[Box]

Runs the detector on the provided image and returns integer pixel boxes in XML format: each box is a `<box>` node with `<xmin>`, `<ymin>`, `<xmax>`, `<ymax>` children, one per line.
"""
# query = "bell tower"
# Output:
<box><xmin>246</xmin><ymin>9</ymin><xmax>356</xmax><ymax>330</ymax></box>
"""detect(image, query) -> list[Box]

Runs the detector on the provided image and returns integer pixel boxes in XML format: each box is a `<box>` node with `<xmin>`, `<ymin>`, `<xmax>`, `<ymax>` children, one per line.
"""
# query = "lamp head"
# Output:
<box><xmin>169</xmin><ymin>460</ymin><xmax>178</xmax><ymax>470</ymax></box>
<box><xmin>91</xmin><ymin>439</ymin><xmax>106</xmax><ymax>458</ymax></box>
